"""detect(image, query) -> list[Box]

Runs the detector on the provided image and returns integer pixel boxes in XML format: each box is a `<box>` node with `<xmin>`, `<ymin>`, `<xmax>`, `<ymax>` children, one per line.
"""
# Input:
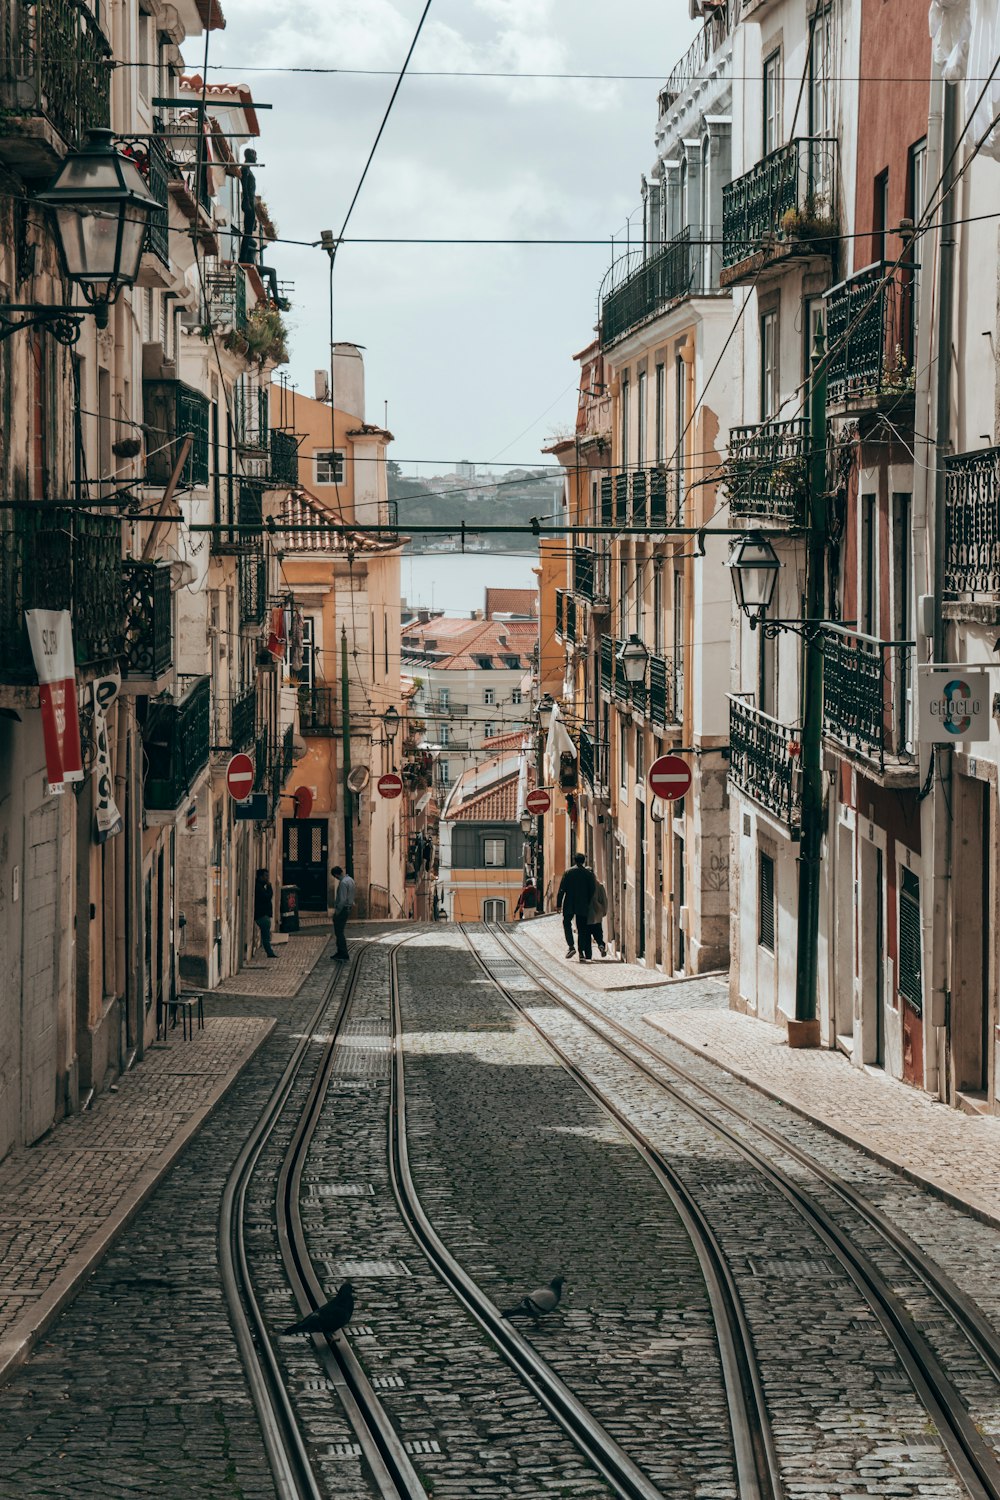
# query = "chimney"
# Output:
<box><xmin>314</xmin><ymin>369</ymin><xmax>330</xmax><ymax>402</ymax></box>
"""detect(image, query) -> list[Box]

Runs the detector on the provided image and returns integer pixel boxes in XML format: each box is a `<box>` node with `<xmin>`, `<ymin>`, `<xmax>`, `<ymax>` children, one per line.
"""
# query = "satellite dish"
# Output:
<box><xmin>347</xmin><ymin>766</ymin><xmax>370</xmax><ymax>793</ymax></box>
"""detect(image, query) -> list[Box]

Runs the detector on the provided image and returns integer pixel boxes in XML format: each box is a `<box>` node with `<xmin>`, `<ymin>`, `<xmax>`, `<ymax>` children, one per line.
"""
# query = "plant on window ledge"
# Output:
<box><xmin>241</xmin><ymin>305</ymin><xmax>289</xmax><ymax>367</ymax></box>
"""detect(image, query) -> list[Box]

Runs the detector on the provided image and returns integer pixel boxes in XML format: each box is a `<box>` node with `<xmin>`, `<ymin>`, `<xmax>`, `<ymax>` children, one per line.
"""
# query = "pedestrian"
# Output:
<box><xmin>514</xmin><ymin>878</ymin><xmax>539</xmax><ymax>921</ymax></box>
<box><xmin>588</xmin><ymin>877</ymin><xmax>609</xmax><ymax>958</ymax></box>
<box><xmin>556</xmin><ymin>852</ymin><xmax>597</xmax><ymax>962</ymax></box>
<box><xmin>330</xmin><ymin>865</ymin><xmax>356</xmax><ymax>962</ymax></box>
<box><xmin>253</xmin><ymin>869</ymin><xmax>277</xmax><ymax>959</ymax></box>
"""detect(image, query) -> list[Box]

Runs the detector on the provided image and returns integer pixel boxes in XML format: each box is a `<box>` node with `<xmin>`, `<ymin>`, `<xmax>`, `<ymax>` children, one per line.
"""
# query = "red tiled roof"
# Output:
<box><xmin>450</xmin><ymin>773</ymin><xmax>520</xmax><ymax>822</ymax></box>
<box><xmin>400</xmin><ymin>615</ymin><xmax>536</xmax><ymax>670</ymax></box>
<box><xmin>275</xmin><ymin>488</ymin><xmax>401</xmax><ymax>555</ymax></box>
<box><xmin>486</xmin><ymin>588</ymin><xmax>537</xmax><ymax>618</ymax></box>
<box><xmin>481</xmin><ymin>730</ymin><xmax>529</xmax><ymax>751</ymax></box>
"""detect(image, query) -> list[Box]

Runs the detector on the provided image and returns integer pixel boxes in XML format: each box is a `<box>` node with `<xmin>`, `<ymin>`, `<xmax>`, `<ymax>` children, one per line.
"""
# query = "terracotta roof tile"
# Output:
<box><xmin>486</xmin><ymin>588</ymin><xmax>537</xmax><ymax>618</ymax></box>
<box><xmin>275</xmin><ymin>488</ymin><xmax>401</xmax><ymax>555</ymax></box>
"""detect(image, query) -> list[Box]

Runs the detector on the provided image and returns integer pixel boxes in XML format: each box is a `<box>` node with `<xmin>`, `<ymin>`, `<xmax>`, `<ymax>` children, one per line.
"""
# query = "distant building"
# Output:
<box><xmin>437</xmin><ymin>745</ymin><xmax>533</xmax><ymax>921</ymax></box>
<box><xmin>485</xmin><ymin>589</ymin><xmax>537</xmax><ymax>621</ymax></box>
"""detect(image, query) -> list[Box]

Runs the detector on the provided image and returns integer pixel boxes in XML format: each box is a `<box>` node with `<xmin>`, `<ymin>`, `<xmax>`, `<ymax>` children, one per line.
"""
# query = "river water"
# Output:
<box><xmin>401</xmin><ymin>549</ymin><xmax>538</xmax><ymax>618</ymax></box>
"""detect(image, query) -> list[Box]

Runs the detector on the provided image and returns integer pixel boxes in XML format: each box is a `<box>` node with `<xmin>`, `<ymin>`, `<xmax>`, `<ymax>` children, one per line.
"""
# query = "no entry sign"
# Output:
<box><xmin>226</xmin><ymin>752</ymin><xmax>255</xmax><ymax>801</ymax></box>
<box><xmin>377</xmin><ymin>772</ymin><xmax>403</xmax><ymax>799</ymax></box>
<box><xmin>524</xmin><ymin>788</ymin><xmax>551</xmax><ymax>815</ymax></box>
<box><xmin>647</xmin><ymin>754</ymin><xmax>692</xmax><ymax>803</ymax></box>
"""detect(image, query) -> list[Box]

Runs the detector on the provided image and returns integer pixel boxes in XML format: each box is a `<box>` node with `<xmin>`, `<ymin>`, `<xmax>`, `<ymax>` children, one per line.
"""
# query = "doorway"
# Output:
<box><xmin>951</xmin><ymin>777</ymin><xmax>991</xmax><ymax>1101</ymax></box>
<box><xmin>834</xmin><ymin>823</ymin><xmax>854</xmax><ymax>1044</ymax></box>
<box><xmin>674</xmin><ymin>832</ymin><xmax>686</xmax><ymax>973</ymax></box>
<box><xmin>859</xmin><ymin>839</ymin><xmax>886</xmax><ymax>1067</ymax></box>
<box><xmin>283</xmin><ymin>818</ymin><xmax>330</xmax><ymax>910</ymax></box>
<box><xmin>636</xmin><ymin>804</ymin><xmax>646</xmax><ymax>960</ymax></box>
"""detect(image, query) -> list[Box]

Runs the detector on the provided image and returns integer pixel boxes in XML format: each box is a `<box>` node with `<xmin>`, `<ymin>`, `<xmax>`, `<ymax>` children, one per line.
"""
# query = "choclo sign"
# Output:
<box><xmin>916</xmin><ymin>666</ymin><xmax>990</xmax><ymax>743</ymax></box>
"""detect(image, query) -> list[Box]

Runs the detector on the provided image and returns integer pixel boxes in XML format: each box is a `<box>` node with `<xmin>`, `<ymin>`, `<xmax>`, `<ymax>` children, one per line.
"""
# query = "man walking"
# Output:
<box><xmin>330</xmin><ymin>865</ymin><xmax>356</xmax><ymax>962</ymax></box>
<box><xmin>556</xmin><ymin>852</ymin><xmax>597</xmax><ymax>962</ymax></box>
<box><xmin>253</xmin><ymin>868</ymin><xmax>277</xmax><ymax>959</ymax></box>
<box><xmin>588</xmin><ymin>875</ymin><xmax>609</xmax><ymax>958</ymax></box>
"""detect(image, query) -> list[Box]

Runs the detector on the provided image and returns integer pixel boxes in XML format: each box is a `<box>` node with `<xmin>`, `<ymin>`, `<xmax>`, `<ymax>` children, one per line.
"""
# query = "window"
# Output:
<box><xmin>484</xmin><ymin>722</ymin><xmax>495</xmax><ymax>738</ymax></box>
<box><xmin>907</xmin><ymin>140</ymin><xmax>926</xmax><ymax>347</ymax></box>
<box><xmin>439</xmin><ymin>722</ymin><xmax>450</xmax><ymax>746</ymax></box>
<box><xmin>635</xmin><ymin>558</ymin><xmax>645</xmax><ymax>634</ymax></box>
<box><xmin>653</xmin><ymin>568</ymin><xmax>663</xmax><ymax>654</ymax></box>
<box><xmin>314</xmin><ymin>450</ymin><xmax>345</xmax><ymax>485</ymax></box>
<box><xmin>511</xmin><ymin>688</ymin><xmax>523</xmax><ymax>705</ymax></box>
<box><xmin>873</xmin><ymin>169</ymin><xmax>890</xmax><ymax>265</ymax></box>
<box><xmin>809</xmin><ymin>6</ymin><xmax>833</xmax><ymax>194</ymax></box>
<box><xmin>637</xmin><ymin>369</ymin><xmax>647</xmax><ymax>467</ymax></box>
<box><xmin>760</xmin><ymin>310</ymin><xmax>779</xmax><ymax>419</ymax></box>
<box><xmin>861</xmin><ymin>493</ymin><xmax>877</xmax><ymax>636</ymax></box>
<box><xmin>484</xmin><ymin>687</ymin><xmax>495</xmax><ymax>706</ymax></box>
<box><xmin>635</xmin><ymin>729</ymin><xmax>644</xmax><ymax>782</ymax></box>
<box><xmin>438</xmin><ymin>761</ymin><xmax>450</xmax><ymax>785</ymax></box>
<box><xmin>898</xmin><ymin>867</ymin><xmax>923</xmax><ymax>1012</ymax></box>
<box><xmin>619</xmin><ymin>719</ymin><xmax>628</xmax><ymax>793</ymax></box>
<box><xmin>674</xmin><ymin>351</ymin><xmax>687</xmax><ymax>519</ymax></box>
<box><xmin>758</xmin><ymin>851</ymin><xmax>776</xmax><ymax>951</ymax></box>
<box><xmin>438</xmin><ymin>687</ymin><xmax>449</xmax><ymax>709</ymax></box>
<box><xmin>763</xmin><ymin>49</ymin><xmax>782</xmax><ymax>155</ymax></box>
<box><xmin>484</xmin><ymin>837</ymin><xmax>506</xmax><ymax>867</ymax></box>
<box><xmin>655</xmin><ymin>363</ymin><xmax>665</xmax><ymax>464</ymax></box>
<box><xmin>483</xmin><ymin>898</ymin><xmax>507</xmax><ymax>922</ymax></box>
<box><xmin>619</xmin><ymin>560</ymin><xmax>629</xmax><ymax>634</ymax></box>
<box><xmin>620</xmin><ymin>376</ymin><xmax>630</xmax><ymax>467</ymax></box>
<box><xmin>301</xmin><ymin>616</ymin><xmax>315</xmax><ymax>690</ymax></box>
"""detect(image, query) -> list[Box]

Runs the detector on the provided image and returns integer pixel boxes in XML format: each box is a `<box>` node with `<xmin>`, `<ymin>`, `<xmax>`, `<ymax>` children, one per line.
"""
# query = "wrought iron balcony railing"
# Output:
<box><xmin>0</xmin><ymin>0</ymin><xmax>111</xmax><ymax>171</ymax></box>
<box><xmin>725</xmin><ymin>418</ymin><xmax>808</xmax><ymax>526</ymax></box>
<box><xmin>658</xmin><ymin>0</ymin><xmax>734</xmax><ymax>112</ymax></box>
<box><xmin>631</xmin><ymin>470</ymin><xmax>647</xmax><ymax>526</ymax></box>
<box><xmin>121</xmin><ymin>561</ymin><xmax>172</xmax><ymax>681</ymax></box>
<box><xmin>615</xmin><ymin>473</ymin><xmax>629</xmax><ymax>524</ymax></box>
<box><xmin>600</xmin><ymin>634</ymin><xmax>613</xmax><ymax>695</ymax></box>
<box><xmin>614</xmin><ymin>638</ymin><xmax>629</xmax><ymax>701</ymax></box>
<box><xmin>554</xmin><ymin>588</ymin><xmax>565</xmax><ymax>640</ymax></box>
<box><xmin>649</xmin><ymin>650</ymin><xmax>682</xmax><ymax>728</ymax></box>
<box><xmin>565</xmin><ymin>592</ymin><xmax>578</xmax><ymax>644</ymax></box>
<box><xmin>120</xmin><ymin>135</ymin><xmax>170</xmax><ymax>267</ymax></box>
<box><xmin>722</xmin><ymin>137</ymin><xmax>837</xmax><ymax>279</ymax></box>
<box><xmin>143</xmin><ymin>379</ymin><xmax>210</xmax><ymax>488</ymax></box>
<box><xmin>238</xmin><ymin>547</ymin><xmax>266</xmax><ymax>626</ymax></box>
<box><xmin>601</xmin><ymin>227</ymin><xmax>720</xmax><ymax>346</ymax></box>
<box><xmin>298</xmin><ymin>683</ymin><xmax>337</xmax><ymax>735</ymax></box>
<box><xmin>648</xmin><ymin>467</ymin><xmax>671</xmax><ymax>528</ymax></box>
<box><xmin>825</xmin><ymin>261</ymin><xmax>915</xmax><ymax>409</ymax></box>
<box><xmin>0</xmin><ymin>506</ymin><xmax>122</xmax><ymax>680</ymax></box>
<box><xmin>276</xmin><ymin>722</ymin><xmax>294</xmax><ymax>795</ymax></box>
<box><xmin>944</xmin><ymin>446</ymin><xmax>1000</xmax><ymax>599</ymax></box>
<box><xmin>143</xmin><ymin>674</ymin><xmax>210</xmax><ymax>811</ymax></box>
<box><xmin>728</xmin><ymin>695</ymin><xmax>801</xmax><ymax>835</ymax></box>
<box><xmin>600</xmin><ymin>475</ymin><xmax>613</xmax><ymax>526</ymax></box>
<box><xmin>269</xmin><ymin>428</ymin><xmax>299</xmax><ymax>486</ymax></box>
<box><xmin>235</xmin><ymin>379</ymin><xmax>269</xmax><ymax>453</ymax></box>
<box><xmin>579</xmin><ymin>728</ymin><xmax>596</xmax><ymax>788</ymax></box>
<box><xmin>230</xmin><ymin>685</ymin><xmax>256</xmax><ymax>751</ymax></box>
<box><xmin>821</xmin><ymin>625</ymin><xmax>914</xmax><ymax>770</ymax></box>
<box><xmin>204</xmin><ymin>264</ymin><xmax>249</xmax><ymax>334</ymax></box>
<box><xmin>573</xmin><ymin>546</ymin><xmax>595</xmax><ymax>601</ymax></box>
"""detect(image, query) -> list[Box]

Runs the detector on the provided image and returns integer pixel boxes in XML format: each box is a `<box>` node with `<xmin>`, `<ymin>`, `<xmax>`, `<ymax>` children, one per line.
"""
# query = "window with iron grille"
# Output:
<box><xmin>758</xmin><ymin>852</ymin><xmax>776</xmax><ymax>951</ymax></box>
<box><xmin>898</xmin><ymin>867</ymin><xmax>922</xmax><ymax>1013</ymax></box>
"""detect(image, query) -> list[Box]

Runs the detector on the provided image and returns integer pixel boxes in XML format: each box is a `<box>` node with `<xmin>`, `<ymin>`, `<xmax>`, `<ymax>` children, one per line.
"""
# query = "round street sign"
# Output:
<box><xmin>377</xmin><ymin>772</ymin><xmax>403</xmax><ymax>799</ymax></box>
<box><xmin>647</xmin><ymin>753</ymin><xmax>692</xmax><ymax>803</ymax></box>
<box><xmin>524</xmin><ymin>788</ymin><xmax>551</xmax><ymax>815</ymax></box>
<box><xmin>226</xmin><ymin>752</ymin><xmax>255</xmax><ymax>801</ymax></box>
<box><xmin>293</xmin><ymin>785</ymin><xmax>314</xmax><ymax>819</ymax></box>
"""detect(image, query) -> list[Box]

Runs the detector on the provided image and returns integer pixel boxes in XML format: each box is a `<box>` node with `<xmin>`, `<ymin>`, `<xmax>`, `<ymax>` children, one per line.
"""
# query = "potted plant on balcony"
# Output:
<box><xmin>244</xmin><ymin>305</ymin><xmax>289</xmax><ymax>368</ymax></box>
<box><xmin>778</xmin><ymin>197</ymin><xmax>836</xmax><ymax>253</ymax></box>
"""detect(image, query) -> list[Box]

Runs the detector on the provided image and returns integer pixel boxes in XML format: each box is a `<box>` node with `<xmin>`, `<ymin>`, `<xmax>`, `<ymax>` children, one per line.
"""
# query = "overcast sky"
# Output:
<box><xmin>209</xmin><ymin>1</ymin><xmax>698</xmax><ymax>474</ymax></box>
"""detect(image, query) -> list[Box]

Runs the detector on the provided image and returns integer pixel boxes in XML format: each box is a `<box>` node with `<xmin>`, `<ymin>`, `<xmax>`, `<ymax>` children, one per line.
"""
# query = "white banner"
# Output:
<box><xmin>25</xmin><ymin>608</ymin><xmax>83</xmax><ymax>793</ymax></box>
<box><xmin>916</xmin><ymin>666</ymin><xmax>991</xmax><ymax>743</ymax></box>
<box><xmin>92</xmin><ymin>671</ymin><xmax>123</xmax><ymax>843</ymax></box>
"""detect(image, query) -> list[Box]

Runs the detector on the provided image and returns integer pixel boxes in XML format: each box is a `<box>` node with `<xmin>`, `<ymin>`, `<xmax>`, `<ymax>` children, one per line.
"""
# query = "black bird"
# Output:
<box><xmin>282</xmin><ymin>1281</ymin><xmax>354</xmax><ymax>1337</ymax></box>
<box><xmin>501</xmin><ymin>1275</ymin><xmax>564</xmax><ymax>1320</ymax></box>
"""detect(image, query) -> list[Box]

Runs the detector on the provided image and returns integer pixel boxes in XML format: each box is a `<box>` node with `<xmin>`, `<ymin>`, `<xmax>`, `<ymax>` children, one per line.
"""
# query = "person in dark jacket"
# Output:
<box><xmin>556</xmin><ymin>852</ymin><xmax>597</xmax><ymax>961</ymax></box>
<box><xmin>588</xmin><ymin>878</ymin><xmax>609</xmax><ymax>958</ymax></box>
<box><xmin>514</xmin><ymin>879</ymin><xmax>539</xmax><ymax>920</ymax></box>
<box><xmin>253</xmin><ymin>869</ymin><xmax>277</xmax><ymax>958</ymax></box>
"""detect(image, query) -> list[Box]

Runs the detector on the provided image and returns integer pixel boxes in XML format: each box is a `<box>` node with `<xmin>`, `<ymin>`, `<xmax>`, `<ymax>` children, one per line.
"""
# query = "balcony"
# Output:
<box><xmin>631</xmin><ymin>470</ymin><xmax>647</xmax><ymax>526</ymax></box>
<box><xmin>298</xmin><ymin>683</ymin><xmax>337</xmax><ymax>735</ymax></box>
<box><xmin>615</xmin><ymin>473</ymin><xmax>629</xmax><ymax>524</ymax></box>
<box><xmin>143</xmin><ymin>380</ymin><xmax>210</xmax><ymax>488</ymax></box>
<box><xmin>0</xmin><ymin>506</ymin><xmax>122</xmax><ymax>682</ymax></box>
<box><xmin>230</xmin><ymin>685</ymin><xmax>257</xmax><ymax>751</ymax></box>
<box><xmin>235</xmin><ymin>380</ymin><xmax>269</xmax><ymax>454</ymax></box>
<box><xmin>204</xmin><ymin>264</ymin><xmax>248</xmax><ymax>334</ymax></box>
<box><xmin>649</xmin><ymin>651</ymin><xmax>682</xmax><ymax>729</ymax></box>
<box><xmin>143</xmin><ymin>675</ymin><xmax>211</xmax><ymax>812</ymax></box>
<box><xmin>943</xmin><ymin>447</ymin><xmax>1000</xmax><ymax>615</ymax></box>
<box><xmin>238</xmin><ymin>548</ymin><xmax>266</xmax><ymax>627</ymax></box>
<box><xmin>600</xmin><ymin>476</ymin><xmax>613</xmax><ymax>526</ymax></box>
<box><xmin>554</xmin><ymin>588</ymin><xmax>566</xmax><ymax>641</ymax></box>
<box><xmin>600</xmin><ymin>635</ymin><xmax>613</xmax><ymax>695</ymax></box>
<box><xmin>601</xmin><ymin>228</ymin><xmax>719</xmax><ymax>347</ymax></box>
<box><xmin>658</xmin><ymin>0</ymin><xmax>734</xmax><ymax>113</ymax></box>
<box><xmin>269</xmin><ymin>428</ymin><xmax>299</xmax><ymax>486</ymax></box>
<box><xmin>728</xmin><ymin>696</ymin><xmax>801</xmax><ymax>835</ymax></box>
<box><xmin>565</xmin><ymin>592</ymin><xmax>578</xmax><ymax>644</ymax></box>
<box><xmin>825</xmin><ymin>261</ymin><xmax>915</xmax><ymax>417</ymax></box>
<box><xmin>725</xmin><ymin>418</ymin><xmax>808</xmax><ymax>527</ymax></box>
<box><xmin>821</xmin><ymin>625</ymin><xmax>916</xmax><ymax>782</ymax></box>
<box><xmin>119</xmin><ymin>135</ymin><xmax>170</xmax><ymax>270</ymax></box>
<box><xmin>579</xmin><ymin>728</ymin><xmax>596</xmax><ymax>788</ymax></box>
<box><xmin>721</xmin><ymin>138</ymin><xmax>837</xmax><ymax>287</ymax></box>
<box><xmin>0</xmin><ymin>0</ymin><xmax>111</xmax><ymax>177</ymax></box>
<box><xmin>613</xmin><ymin>639</ymin><xmax>629</xmax><ymax>701</ymax></box>
<box><xmin>573</xmin><ymin>546</ymin><xmax>595</xmax><ymax>601</ymax></box>
<box><xmin>648</xmin><ymin>468</ymin><xmax>672</xmax><ymax>528</ymax></box>
<box><xmin>121</xmin><ymin>561</ymin><xmax>172</xmax><ymax>687</ymax></box>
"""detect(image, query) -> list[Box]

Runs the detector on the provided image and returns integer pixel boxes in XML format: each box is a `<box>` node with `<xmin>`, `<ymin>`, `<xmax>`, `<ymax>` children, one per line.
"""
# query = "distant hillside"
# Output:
<box><xmin>388</xmin><ymin>464</ymin><xmax>562</xmax><ymax>553</ymax></box>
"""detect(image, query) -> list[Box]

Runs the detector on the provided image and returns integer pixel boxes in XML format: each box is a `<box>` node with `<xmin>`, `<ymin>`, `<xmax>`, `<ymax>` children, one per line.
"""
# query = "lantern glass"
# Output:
<box><xmin>38</xmin><ymin>130</ymin><xmax>158</xmax><ymax>302</ymax></box>
<box><xmin>617</xmin><ymin>633</ymin><xmax>649</xmax><ymax>684</ymax></box>
<box><xmin>729</xmin><ymin>534</ymin><xmax>780</xmax><ymax>621</ymax></box>
<box><xmin>537</xmin><ymin>694</ymin><xmax>556</xmax><ymax>732</ymax></box>
<box><xmin>519</xmin><ymin>811</ymin><xmax>533</xmax><ymax>835</ymax></box>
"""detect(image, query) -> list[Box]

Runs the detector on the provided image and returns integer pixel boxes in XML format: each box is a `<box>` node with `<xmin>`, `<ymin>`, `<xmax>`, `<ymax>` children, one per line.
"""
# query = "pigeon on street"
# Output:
<box><xmin>282</xmin><ymin>1281</ymin><xmax>354</xmax><ymax>1337</ymax></box>
<box><xmin>500</xmin><ymin>1275</ymin><xmax>565</xmax><ymax>1320</ymax></box>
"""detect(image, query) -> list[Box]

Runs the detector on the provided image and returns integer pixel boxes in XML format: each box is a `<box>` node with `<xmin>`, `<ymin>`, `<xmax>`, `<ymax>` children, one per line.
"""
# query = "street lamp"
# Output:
<box><xmin>1</xmin><ymin>130</ymin><xmax>159</xmax><ymax>345</ymax></box>
<box><xmin>383</xmin><ymin>706</ymin><xmax>400</xmax><ymax>743</ymax></box>
<box><xmin>519</xmin><ymin>810</ymin><xmax>533</xmax><ymax>836</ymax></box>
<box><xmin>617</xmin><ymin>633</ymin><xmax>649</xmax><ymax>684</ymax></box>
<box><xmin>728</xmin><ymin>533</ymin><xmax>780</xmax><ymax>627</ymax></box>
<box><xmin>537</xmin><ymin>693</ymin><xmax>556</xmax><ymax>732</ymax></box>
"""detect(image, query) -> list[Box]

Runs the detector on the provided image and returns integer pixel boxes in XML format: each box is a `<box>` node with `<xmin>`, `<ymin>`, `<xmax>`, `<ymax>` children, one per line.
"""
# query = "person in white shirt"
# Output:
<box><xmin>331</xmin><ymin>865</ymin><xmax>356</xmax><ymax>961</ymax></box>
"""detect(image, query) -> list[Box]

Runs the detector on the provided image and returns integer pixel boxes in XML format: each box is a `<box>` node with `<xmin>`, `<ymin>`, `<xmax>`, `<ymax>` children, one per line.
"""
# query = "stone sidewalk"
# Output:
<box><xmin>0</xmin><ymin>1013</ymin><xmax>274</xmax><ymax>1384</ymax></box>
<box><xmin>513</xmin><ymin>919</ymin><xmax>1000</xmax><ymax>1229</ymax></box>
<box><xmin>512</xmin><ymin>912</ymin><xmax>718</xmax><ymax>991</ymax></box>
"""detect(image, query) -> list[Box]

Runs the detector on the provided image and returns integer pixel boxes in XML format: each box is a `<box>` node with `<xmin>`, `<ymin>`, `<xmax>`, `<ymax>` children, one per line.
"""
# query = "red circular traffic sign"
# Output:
<box><xmin>377</xmin><ymin>772</ymin><xmax>403</xmax><ymax>799</ymax></box>
<box><xmin>293</xmin><ymin>786</ymin><xmax>314</xmax><ymax>819</ymax></box>
<box><xmin>647</xmin><ymin>753</ymin><xmax>692</xmax><ymax>803</ymax></box>
<box><xmin>524</xmin><ymin>788</ymin><xmax>551</xmax><ymax>815</ymax></box>
<box><xmin>226</xmin><ymin>752</ymin><xmax>255</xmax><ymax>801</ymax></box>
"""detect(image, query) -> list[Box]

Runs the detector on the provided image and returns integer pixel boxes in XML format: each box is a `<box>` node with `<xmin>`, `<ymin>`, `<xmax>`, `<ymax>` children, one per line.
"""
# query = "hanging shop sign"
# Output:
<box><xmin>92</xmin><ymin>670</ymin><xmax>123</xmax><ymax>843</ymax></box>
<box><xmin>916</xmin><ymin>666</ymin><xmax>991</xmax><ymax>743</ymax></box>
<box><xmin>25</xmin><ymin>609</ymin><xmax>83</xmax><ymax>794</ymax></box>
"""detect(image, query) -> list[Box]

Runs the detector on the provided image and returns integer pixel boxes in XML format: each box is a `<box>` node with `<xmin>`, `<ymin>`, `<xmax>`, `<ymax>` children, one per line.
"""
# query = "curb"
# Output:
<box><xmin>0</xmin><ymin>1017</ymin><xmax>277</xmax><ymax>1388</ymax></box>
<box><xmin>644</xmin><ymin>1014</ymin><xmax>1000</xmax><ymax>1234</ymax></box>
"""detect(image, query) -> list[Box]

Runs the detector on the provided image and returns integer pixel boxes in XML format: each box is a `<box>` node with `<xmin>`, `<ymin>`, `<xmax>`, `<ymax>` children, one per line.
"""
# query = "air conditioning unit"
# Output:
<box><xmin>314</xmin><ymin>369</ymin><xmax>330</xmax><ymax>402</ymax></box>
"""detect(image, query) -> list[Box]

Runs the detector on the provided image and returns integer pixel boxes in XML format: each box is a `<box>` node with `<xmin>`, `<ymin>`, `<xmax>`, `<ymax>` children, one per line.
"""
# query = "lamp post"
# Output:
<box><xmin>729</xmin><ymin>327</ymin><xmax>828</xmax><ymax>1046</ymax></box>
<box><xmin>617</xmin><ymin>632</ymin><xmax>649</xmax><ymax>685</ymax></box>
<box><xmin>1</xmin><ymin>130</ymin><xmax>158</xmax><ymax>345</ymax></box>
<box><xmin>519</xmin><ymin>807</ymin><xmax>536</xmax><ymax>884</ymax></box>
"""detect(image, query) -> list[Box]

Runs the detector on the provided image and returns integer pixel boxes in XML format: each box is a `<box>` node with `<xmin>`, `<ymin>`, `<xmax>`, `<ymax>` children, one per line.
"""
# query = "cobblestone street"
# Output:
<box><xmin>0</xmin><ymin>922</ymin><xmax>999</xmax><ymax>1499</ymax></box>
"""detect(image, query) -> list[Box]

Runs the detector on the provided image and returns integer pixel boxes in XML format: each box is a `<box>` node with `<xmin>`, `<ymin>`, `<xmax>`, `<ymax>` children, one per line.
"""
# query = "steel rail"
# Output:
<box><xmin>485</xmin><ymin>922</ymin><xmax>1000</xmax><ymax>1500</ymax></box>
<box><xmin>387</xmin><ymin>945</ymin><xmax>673</xmax><ymax>1500</ymax></box>
<box><xmin>274</xmin><ymin>939</ymin><xmax>427</xmax><ymax>1500</ymax></box>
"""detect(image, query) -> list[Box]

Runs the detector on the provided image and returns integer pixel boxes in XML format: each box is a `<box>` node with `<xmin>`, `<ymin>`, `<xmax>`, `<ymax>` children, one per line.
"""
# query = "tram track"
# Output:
<box><xmin>473</xmin><ymin>920</ymin><xmax>1000</xmax><ymax>1500</ymax></box>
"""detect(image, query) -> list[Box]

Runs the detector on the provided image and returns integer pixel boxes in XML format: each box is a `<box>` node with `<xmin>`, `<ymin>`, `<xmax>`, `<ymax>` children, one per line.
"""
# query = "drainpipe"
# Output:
<box><xmin>921</xmin><ymin>78</ymin><xmax>958</xmax><ymax>1099</ymax></box>
<box><xmin>341</xmin><ymin>623</ymin><xmax>354</xmax><ymax>876</ymax></box>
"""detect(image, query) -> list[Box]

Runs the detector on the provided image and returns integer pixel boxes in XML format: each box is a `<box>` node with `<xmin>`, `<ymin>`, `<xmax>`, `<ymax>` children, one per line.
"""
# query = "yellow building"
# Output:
<box><xmin>437</xmin><ymin>747</ymin><xmax>532</xmax><ymax>923</ymax></box>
